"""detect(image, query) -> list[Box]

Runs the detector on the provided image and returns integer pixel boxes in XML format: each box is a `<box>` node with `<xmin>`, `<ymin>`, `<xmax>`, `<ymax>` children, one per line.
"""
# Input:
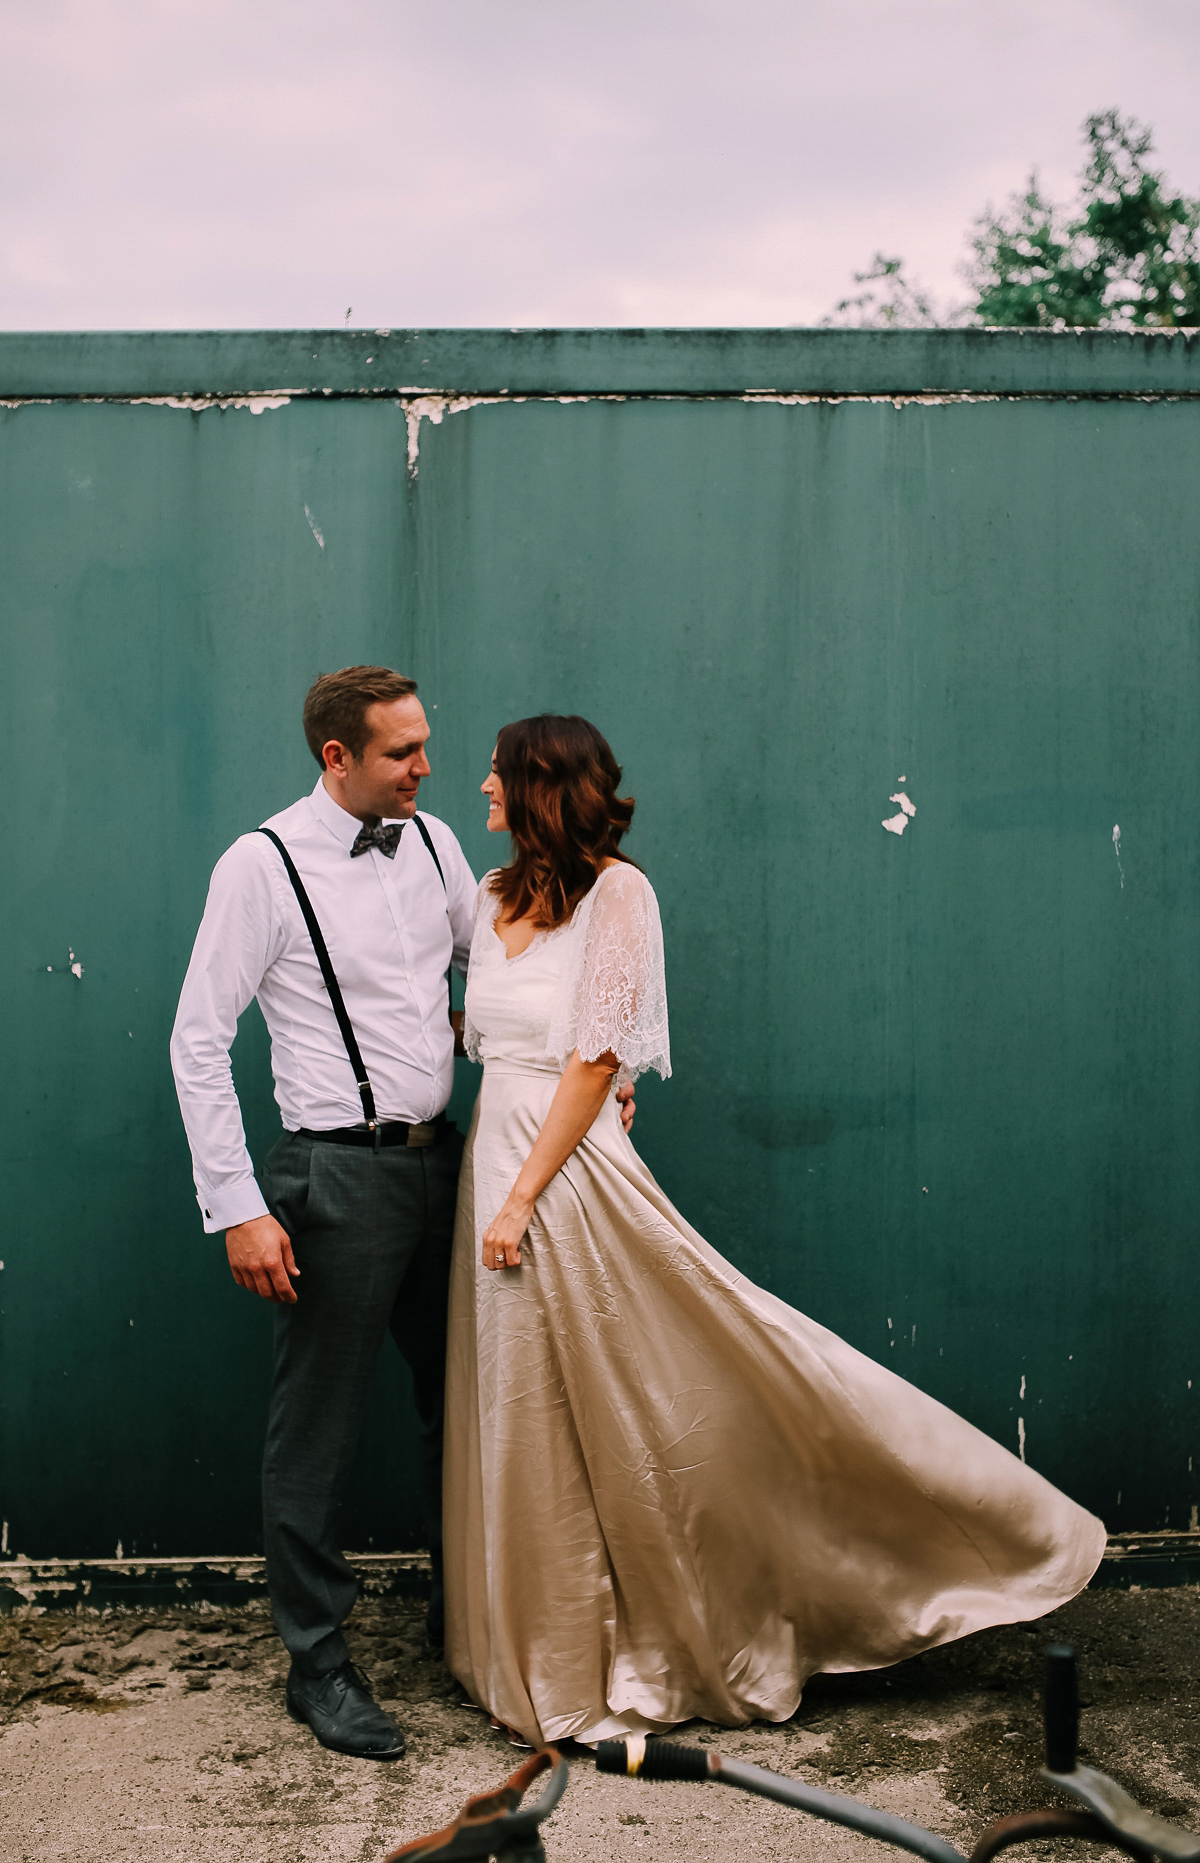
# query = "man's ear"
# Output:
<box><xmin>322</xmin><ymin>739</ymin><xmax>350</xmax><ymax>777</ymax></box>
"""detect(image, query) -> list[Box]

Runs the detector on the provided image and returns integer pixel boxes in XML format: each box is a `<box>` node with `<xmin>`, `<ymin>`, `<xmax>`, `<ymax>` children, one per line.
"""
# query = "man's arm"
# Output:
<box><xmin>170</xmin><ymin>839</ymin><xmax>299</xmax><ymax>1302</ymax></box>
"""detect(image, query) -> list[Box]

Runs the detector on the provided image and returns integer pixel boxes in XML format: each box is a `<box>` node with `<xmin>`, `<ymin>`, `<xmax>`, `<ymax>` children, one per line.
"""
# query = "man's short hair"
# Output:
<box><xmin>302</xmin><ymin>666</ymin><xmax>419</xmax><ymax>766</ymax></box>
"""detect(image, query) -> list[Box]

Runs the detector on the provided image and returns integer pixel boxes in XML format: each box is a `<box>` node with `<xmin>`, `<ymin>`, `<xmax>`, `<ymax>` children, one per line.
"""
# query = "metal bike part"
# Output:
<box><xmin>596</xmin><ymin>1737</ymin><xmax>967</xmax><ymax>1863</ymax></box>
<box><xmin>1042</xmin><ymin>1768</ymin><xmax>1200</xmax><ymax>1863</ymax></box>
<box><xmin>384</xmin><ymin>1747</ymin><xmax>569</xmax><ymax>1862</ymax></box>
<box><xmin>1037</xmin><ymin>1645</ymin><xmax>1200</xmax><ymax>1862</ymax></box>
<box><xmin>970</xmin><ymin>1808</ymin><xmax>1140</xmax><ymax>1863</ymax></box>
<box><xmin>1044</xmin><ymin>1643</ymin><xmax>1078</xmax><ymax>1774</ymax></box>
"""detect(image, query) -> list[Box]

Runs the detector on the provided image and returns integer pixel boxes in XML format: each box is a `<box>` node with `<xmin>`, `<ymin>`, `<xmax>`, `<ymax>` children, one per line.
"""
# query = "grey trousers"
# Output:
<box><xmin>261</xmin><ymin>1125</ymin><xmax>463</xmax><ymax>1675</ymax></box>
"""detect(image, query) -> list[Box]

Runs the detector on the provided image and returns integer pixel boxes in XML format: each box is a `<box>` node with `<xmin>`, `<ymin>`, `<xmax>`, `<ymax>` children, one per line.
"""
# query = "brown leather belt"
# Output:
<box><xmin>297</xmin><ymin>1112</ymin><xmax>449</xmax><ymax>1150</ymax></box>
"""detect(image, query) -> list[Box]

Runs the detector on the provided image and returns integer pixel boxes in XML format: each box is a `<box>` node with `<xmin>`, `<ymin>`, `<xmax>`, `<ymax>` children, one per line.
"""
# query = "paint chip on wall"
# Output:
<box><xmin>882</xmin><ymin>790</ymin><xmax>916</xmax><ymax>836</ymax></box>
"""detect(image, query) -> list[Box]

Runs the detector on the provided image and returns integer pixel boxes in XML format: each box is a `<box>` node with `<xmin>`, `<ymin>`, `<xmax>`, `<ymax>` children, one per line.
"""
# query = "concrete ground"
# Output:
<box><xmin>2</xmin><ymin>1586</ymin><xmax>1198</xmax><ymax>1863</ymax></box>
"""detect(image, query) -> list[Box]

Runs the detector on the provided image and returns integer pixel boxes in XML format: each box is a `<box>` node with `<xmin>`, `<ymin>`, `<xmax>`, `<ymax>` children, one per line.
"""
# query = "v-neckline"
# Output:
<box><xmin>492</xmin><ymin>920</ymin><xmax>547</xmax><ymax>964</ymax></box>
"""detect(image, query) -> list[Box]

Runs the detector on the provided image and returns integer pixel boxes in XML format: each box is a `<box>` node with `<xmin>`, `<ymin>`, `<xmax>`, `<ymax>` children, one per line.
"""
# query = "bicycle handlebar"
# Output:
<box><xmin>391</xmin><ymin>1645</ymin><xmax>1200</xmax><ymax>1863</ymax></box>
<box><xmin>596</xmin><ymin>1735</ymin><xmax>710</xmax><ymax>1781</ymax></box>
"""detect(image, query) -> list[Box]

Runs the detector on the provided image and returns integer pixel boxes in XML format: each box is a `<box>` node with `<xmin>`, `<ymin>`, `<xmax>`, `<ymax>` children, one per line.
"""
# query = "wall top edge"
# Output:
<box><xmin>1</xmin><ymin>326</ymin><xmax>1199</xmax><ymax>398</ymax></box>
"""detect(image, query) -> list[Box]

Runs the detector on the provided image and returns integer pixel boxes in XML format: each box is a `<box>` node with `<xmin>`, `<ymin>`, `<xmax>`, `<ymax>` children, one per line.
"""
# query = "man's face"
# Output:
<box><xmin>324</xmin><ymin>696</ymin><xmax>432</xmax><ymax>821</ymax></box>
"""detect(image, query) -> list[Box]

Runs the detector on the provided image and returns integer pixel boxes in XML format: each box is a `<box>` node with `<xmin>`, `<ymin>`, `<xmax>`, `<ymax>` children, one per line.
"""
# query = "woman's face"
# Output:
<box><xmin>481</xmin><ymin>749</ymin><xmax>509</xmax><ymax>833</ymax></box>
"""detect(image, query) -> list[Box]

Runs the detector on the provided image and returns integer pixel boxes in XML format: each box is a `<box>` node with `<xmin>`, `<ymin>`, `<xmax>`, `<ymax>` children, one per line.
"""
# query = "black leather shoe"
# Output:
<box><xmin>286</xmin><ymin>1660</ymin><xmax>406</xmax><ymax>1760</ymax></box>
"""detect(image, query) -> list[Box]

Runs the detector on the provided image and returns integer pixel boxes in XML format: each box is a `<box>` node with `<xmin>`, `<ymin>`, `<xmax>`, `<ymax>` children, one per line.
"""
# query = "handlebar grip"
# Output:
<box><xmin>596</xmin><ymin>1737</ymin><xmax>712</xmax><ymax>1781</ymax></box>
<box><xmin>1044</xmin><ymin>1643</ymin><xmax>1079</xmax><ymax>1773</ymax></box>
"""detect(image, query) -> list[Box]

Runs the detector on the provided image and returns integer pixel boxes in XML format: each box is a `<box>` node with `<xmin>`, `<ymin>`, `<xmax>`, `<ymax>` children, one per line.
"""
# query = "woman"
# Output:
<box><xmin>443</xmin><ymin>715</ymin><xmax>1105</xmax><ymax>1750</ymax></box>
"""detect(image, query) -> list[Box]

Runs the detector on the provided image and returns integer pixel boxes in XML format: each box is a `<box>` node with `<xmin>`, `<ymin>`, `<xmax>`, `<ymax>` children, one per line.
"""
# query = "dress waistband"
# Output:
<box><xmin>481</xmin><ymin>1056</ymin><xmax>567</xmax><ymax>1081</ymax></box>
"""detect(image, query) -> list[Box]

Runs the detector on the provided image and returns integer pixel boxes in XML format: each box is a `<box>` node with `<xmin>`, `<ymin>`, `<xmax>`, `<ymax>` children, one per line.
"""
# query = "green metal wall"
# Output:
<box><xmin>2</xmin><ymin>328</ymin><xmax>1199</xmax><ymax>1562</ymax></box>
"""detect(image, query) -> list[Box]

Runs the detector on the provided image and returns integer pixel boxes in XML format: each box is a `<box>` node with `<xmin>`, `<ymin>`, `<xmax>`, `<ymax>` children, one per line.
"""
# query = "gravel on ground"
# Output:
<box><xmin>2</xmin><ymin>1585</ymin><xmax>1197</xmax><ymax>1862</ymax></box>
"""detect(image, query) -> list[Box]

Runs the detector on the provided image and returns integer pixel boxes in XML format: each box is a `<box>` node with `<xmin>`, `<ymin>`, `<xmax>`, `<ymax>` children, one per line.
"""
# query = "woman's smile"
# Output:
<box><xmin>482</xmin><ymin>750</ymin><xmax>509</xmax><ymax>831</ymax></box>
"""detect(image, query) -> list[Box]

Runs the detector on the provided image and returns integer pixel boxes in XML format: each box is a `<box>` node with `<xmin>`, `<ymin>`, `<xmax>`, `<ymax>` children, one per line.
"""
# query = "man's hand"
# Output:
<box><xmin>617</xmin><ymin>1083</ymin><xmax>636</xmax><ymax>1134</ymax></box>
<box><xmin>226</xmin><ymin>1214</ymin><xmax>300</xmax><ymax>1304</ymax></box>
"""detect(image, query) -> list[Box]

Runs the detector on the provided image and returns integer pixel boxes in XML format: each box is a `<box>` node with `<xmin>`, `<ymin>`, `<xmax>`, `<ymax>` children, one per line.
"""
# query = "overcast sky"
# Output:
<box><xmin>2</xmin><ymin>0</ymin><xmax>1198</xmax><ymax>330</ymax></box>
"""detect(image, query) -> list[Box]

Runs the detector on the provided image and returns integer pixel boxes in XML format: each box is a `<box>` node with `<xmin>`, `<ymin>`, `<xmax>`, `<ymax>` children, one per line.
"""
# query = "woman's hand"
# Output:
<box><xmin>482</xmin><ymin>1192</ymin><xmax>535</xmax><ymax>1270</ymax></box>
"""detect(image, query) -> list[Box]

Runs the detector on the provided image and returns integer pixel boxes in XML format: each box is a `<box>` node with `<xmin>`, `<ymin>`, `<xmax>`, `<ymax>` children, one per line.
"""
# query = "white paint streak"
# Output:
<box><xmin>69</xmin><ymin>946</ymin><xmax>83</xmax><ymax>980</ymax></box>
<box><xmin>891</xmin><ymin>791</ymin><xmax>916</xmax><ymax>817</ymax></box>
<box><xmin>1019</xmin><ymin>1374</ymin><xmax>1026</xmax><ymax>1399</ymax></box>
<box><xmin>740</xmin><ymin>391</ymin><xmax>1009</xmax><ymax>408</ymax></box>
<box><xmin>126</xmin><ymin>394</ymin><xmax>293</xmax><ymax>414</ymax></box>
<box><xmin>402</xmin><ymin>393</ymin><xmax>521</xmax><ymax>477</ymax></box>
<box><xmin>3</xmin><ymin>389</ymin><xmax>1192</xmax><ymax>418</ymax></box>
<box><xmin>303</xmin><ymin>504</ymin><xmax>325</xmax><ymax>550</ymax></box>
<box><xmin>1017</xmin><ymin>1416</ymin><xmax>1026</xmax><ymax>1463</ymax></box>
<box><xmin>1113</xmin><ymin>823</ymin><xmax>1125</xmax><ymax>888</ymax></box>
<box><xmin>882</xmin><ymin>811</ymin><xmax>909</xmax><ymax>835</ymax></box>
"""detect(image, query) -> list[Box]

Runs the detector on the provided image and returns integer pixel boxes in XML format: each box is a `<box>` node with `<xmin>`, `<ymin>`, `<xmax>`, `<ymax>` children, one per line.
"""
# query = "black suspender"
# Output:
<box><xmin>410</xmin><ymin>814</ymin><xmax>446</xmax><ymax>888</ymax></box>
<box><xmin>257</xmin><ymin>817</ymin><xmax>450</xmax><ymax>1147</ymax></box>
<box><xmin>410</xmin><ymin>816</ymin><xmax>456</xmax><ymax>1020</ymax></box>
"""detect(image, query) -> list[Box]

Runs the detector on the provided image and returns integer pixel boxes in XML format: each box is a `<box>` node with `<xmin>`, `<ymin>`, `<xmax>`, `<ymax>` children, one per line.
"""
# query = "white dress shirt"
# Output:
<box><xmin>171</xmin><ymin>778</ymin><xmax>476</xmax><ymax>1233</ymax></box>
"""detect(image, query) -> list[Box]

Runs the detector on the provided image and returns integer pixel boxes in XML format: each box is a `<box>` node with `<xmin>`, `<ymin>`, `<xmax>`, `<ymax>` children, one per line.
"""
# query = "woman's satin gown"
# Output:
<box><xmin>443</xmin><ymin>881</ymin><xmax>1106</xmax><ymax>1749</ymax></box>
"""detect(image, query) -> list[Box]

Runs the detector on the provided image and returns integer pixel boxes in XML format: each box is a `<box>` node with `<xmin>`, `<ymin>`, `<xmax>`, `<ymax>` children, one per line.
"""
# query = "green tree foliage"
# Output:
<box><xmin>967</xmin><ymin>110</ymin><xmax>1200</xmax><ymax>328</ymax></box>
<box><xmin>825</xmin><ymin>253</ymin><xmax>936</xmax><ymax>328</ymax></box>
<box><xmin>828</xmin><ymin>112</ymin><xmax>1200</xmax><ymax>329</ymax></box>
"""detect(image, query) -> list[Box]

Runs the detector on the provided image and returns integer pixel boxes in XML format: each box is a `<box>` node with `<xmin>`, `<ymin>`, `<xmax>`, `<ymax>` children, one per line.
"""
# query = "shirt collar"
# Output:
<box><xmin>310</xmin><ymin>776</ymin><xmax>365</xmax><ymax>851</ymax></box>
<box><xmin>309</xmin><ymin>776</ymin><xmax>409</xmax><ymax>852</ymax></box>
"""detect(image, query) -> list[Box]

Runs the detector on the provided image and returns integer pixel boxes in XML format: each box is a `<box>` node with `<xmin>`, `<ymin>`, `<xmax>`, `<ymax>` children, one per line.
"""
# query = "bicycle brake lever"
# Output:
<box><xmin>385</xmin><ymin>1747</ymin><xmax>569</xmax><ymax>1861</ymax></box>
<box><xmin>1043</xmin><ymin>1766</ymin><xmax>1200</xmax><ymax>1863</ymax></box>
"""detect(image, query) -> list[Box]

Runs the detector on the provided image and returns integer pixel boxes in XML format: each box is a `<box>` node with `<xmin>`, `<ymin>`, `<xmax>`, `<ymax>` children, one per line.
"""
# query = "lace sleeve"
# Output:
<box><xmin>460</xmin><ymin>874</ymin><xmax>500</xmax><ymax>1064</ymax></box>
<box><xmin>545</xmin><ymin>865</ymin><xmax>671</xmax><ymax>1085</ymax></box>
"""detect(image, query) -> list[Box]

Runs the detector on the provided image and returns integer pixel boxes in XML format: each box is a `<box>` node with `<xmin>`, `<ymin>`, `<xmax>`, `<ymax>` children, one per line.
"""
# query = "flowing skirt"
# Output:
<box><xmin>443</xmin><ymin>1060</ymin><xmax>1106</xmax><ymax>1748</ymax></box>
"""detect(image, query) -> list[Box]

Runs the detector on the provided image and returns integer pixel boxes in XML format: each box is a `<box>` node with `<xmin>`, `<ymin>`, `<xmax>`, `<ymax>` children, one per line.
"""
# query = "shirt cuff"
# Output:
<box><xmin>197</xmin><ymin>1179</ymin><xmax>270</xmax><ymax>1234</ymax></box>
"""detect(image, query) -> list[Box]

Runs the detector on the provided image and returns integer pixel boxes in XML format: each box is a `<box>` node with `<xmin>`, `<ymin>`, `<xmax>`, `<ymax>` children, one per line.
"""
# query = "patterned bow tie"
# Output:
<box><xmin>350</xmin><ymin>821</ymin><xmax>405</xmax><ymax>860</ymax></box>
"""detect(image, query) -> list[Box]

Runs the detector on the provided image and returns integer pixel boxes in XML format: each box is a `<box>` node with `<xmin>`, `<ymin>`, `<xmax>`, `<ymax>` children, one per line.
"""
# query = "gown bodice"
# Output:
<box><xmin>461</xmin><ymin>865</ymin><xmax>671</xmax><ymax>1086</ymax></box>
<box><xmin>462</xmin><ymin>914</ymin><xmax>574</xmax><ymax>1076</ymax></box>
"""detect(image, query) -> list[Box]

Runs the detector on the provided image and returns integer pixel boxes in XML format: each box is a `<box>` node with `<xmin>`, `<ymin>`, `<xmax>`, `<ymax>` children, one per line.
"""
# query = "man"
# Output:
<box><xmin>173</xmin><ymin>666</ymin><xmax>637</xmax><ymax>1759</ymax></box>
<box><xmin>171</xmin><ymin>666</ymin><xmax>475</xmax><ymax>1762</ymax></box>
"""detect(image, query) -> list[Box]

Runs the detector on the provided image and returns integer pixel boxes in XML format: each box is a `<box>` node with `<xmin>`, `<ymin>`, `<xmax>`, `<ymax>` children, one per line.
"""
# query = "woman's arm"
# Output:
<box><xmin>481</xmin><ymin>1049</ymin><xmax>618</xmax><ymax>1269</ymax></box>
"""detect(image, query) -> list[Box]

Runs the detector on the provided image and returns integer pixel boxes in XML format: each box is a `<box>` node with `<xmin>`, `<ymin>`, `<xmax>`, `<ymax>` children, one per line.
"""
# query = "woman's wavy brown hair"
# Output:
<box><xmin>489</xmin><ymin>715</ymin><xmax>637</xmax><ymax>928</ymax></box>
